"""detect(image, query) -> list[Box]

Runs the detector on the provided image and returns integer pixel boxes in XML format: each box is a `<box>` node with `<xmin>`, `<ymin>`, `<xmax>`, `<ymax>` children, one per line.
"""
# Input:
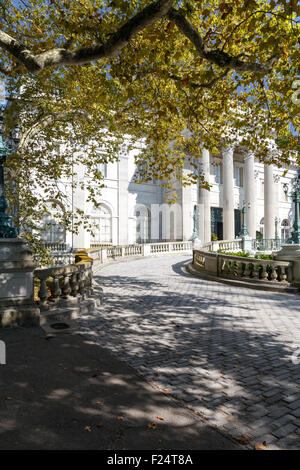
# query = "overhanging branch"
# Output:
<box><xmin>0</xmin><ymin>0</ymin><xmax>173</xmax><ymax>73</ymax></box>
<box><xmin>167</xmin><ymin>7</ymin><xmax>280</xmax><ymax>74</ymax></box>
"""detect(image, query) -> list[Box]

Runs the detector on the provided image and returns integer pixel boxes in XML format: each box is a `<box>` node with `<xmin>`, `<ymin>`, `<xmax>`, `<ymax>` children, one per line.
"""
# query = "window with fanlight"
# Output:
<box><xmin>91</xmin><ymin>204</ymin><xmax>112</xmax><ymax>243</ymax></box>
<box><xmin>41</xmin><ymin>201</ymin><xmax>66</xmax><ymax>243</ymax></box>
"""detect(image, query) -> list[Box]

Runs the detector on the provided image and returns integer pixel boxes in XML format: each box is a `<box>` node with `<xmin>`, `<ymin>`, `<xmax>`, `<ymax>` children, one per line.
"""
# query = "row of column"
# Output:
<box><xmin>198</xmin><ymin>147</ymin><xmax>277</xmax><ymax>243</ymax></box>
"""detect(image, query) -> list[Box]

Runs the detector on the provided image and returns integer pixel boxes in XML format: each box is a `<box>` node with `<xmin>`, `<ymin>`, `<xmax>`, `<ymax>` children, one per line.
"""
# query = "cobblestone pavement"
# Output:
<box><xmin>79</xmin><ymin>255</ymin><xmax>300</xmax><ymax>449</ymax></box>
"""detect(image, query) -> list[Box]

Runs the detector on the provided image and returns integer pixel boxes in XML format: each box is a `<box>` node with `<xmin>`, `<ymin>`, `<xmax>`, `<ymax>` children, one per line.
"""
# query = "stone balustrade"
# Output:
<box><xmin>43</xmin><ymin>242</ymin><xmax>70</xmax><ymax>252</ymax></box>
<box><xmin>76</xmin><ymin>241</ymin><xmax>192</xmax><ymax>266</ymax></box>
<box><xmin>201</xmin><ymin>239</ymin><xmax>243</xmax><ymax>252</ymax></box>
<box><xmin>34</xmin><ymin>261</ymin><xmax>93</xmax><ymax>308</ymax></box>
<box><xmin>252</xmin><ymin>238</ymin><xmax>281</xmax><ymax>252</ymax></box>
<box><xmin>51</xmin><ymin>252</ymin><xmax>76</xmax><ymax>265</ymax></box>
<box><xmin>150</xmin><ymin>241</ymin><xmax>191</xmax><ymax>253</ymax></box>
<box><xmin>192</xmin><ymin>249</ymin><xmax>293</xmax><ymax>287</ymax></box>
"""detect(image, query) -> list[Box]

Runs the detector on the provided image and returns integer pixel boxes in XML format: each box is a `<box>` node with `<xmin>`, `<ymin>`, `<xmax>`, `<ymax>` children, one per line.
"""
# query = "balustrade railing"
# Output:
<box><xmin>51</xmin><ymin>253</ymin><xmax>76</xmax><ymax>265</ymax></box>
<box><xmin>252</xmin><ymin>239</ymin><xmax>281</xmax><ymax>252</ymax></box>
<box><xmin>79</xmin><ymin>241</ymin><xmax>192</xmax><ymax>265</ymax></box>
<box><xmin>34</xmin><ymin>261</ymin><xmax>93</xmax><ymax>308</ymax></box>
<box><xmin>201</xmin><ymin>239</ymin><xmax>243</xmax><ymax>252</ymax></box>
<box><xmin>192</xmin><ymin>249</ymin><xmax>292</xmax><ymax>287</ymax></box>
<box><xmin>43</xmin><ymin>242</ymin><xmax>70</xmax><ymax>252</ymax></box>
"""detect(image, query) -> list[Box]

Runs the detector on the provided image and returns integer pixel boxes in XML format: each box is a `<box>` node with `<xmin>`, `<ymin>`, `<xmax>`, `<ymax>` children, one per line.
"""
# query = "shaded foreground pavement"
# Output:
<box><xmin>80</xmin><ymin>254</ymin><xmax>300</xmax><ymax>450</ymax></box>
<box><xmin>0</xmin><ymin>326</ymin><xmax>241</xmax><ymax>450</ymax></box>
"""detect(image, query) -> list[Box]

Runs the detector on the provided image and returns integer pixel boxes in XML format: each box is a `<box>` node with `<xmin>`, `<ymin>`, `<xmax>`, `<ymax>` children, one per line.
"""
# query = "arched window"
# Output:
<box><xmin>91</xmin><ymin>204</ymin><xmax>112</xmax><ymax>244</ymax></box>
<box><xmin>281</xmin><ymin>219</ymin><xmax>291</xmax><ymax>241</ymax></box>
<box><xmin>42</xmin><ymin>201</ymin><xmax>66</xmax><ymax>243</ymax></box>
<box><xmin>136</xmin><ymin>206</ymin><xmax>151</xmax><ymax>243</ymax></box>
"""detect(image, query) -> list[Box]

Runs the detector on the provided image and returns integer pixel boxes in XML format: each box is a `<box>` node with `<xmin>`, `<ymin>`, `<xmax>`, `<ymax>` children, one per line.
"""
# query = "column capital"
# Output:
<box><xmin>221</xmin><ymin>144</ymin><xmax>235</xmax><ymax>155</ymax></box>
<box><xmin>242</xmin><ymin>148</ymin><xmax>255</xmax><ymax>161</ymax></box>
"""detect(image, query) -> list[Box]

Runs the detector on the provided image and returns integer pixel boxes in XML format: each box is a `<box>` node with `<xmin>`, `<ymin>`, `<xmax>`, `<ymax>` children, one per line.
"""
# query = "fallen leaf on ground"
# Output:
<box><xmin>148</xmin><ymin>422</ymin><xmax>157</xmax><ymax>430</ymax></box>
<box><xmin>97</xmin><ymin>422</ymin><xmax>104</xmax><ymax>428</ymax></box>
<box><xmin>254</xmin><ymin>441</ymin><xmax>267</xmax><ymax>450</ymax></box>
<box><xmin>96</xmin><ymin>401</ymin><xmax>104</xmax><ymax>405</ymax></box>
<box><xmin>235</xmin><ymin>434</ymin><xmax>253</xmax><ymax>445</ymax></box>
<box><xmin>117</xmin><ymin>416</ymin><xmax>124</xmax><ymax>421</ymax></box>
<box><xmin>157</xmin><ymin>416</ymin><xmax>164</xmax><ymax>421</ymax></box>
<box><xmin>84</xmin><ymin>426</ymin><xmax>92</xmax><ymax>432</ymax></box>
<box><xmin>162</xmin><ymin>388</ymin><xmax>169</xmax><ymax>394</ymax></box>
<box><xmin>194</xmin><ymin>410</ymin><xmax>201</xmax><ymax>415</ymax></box>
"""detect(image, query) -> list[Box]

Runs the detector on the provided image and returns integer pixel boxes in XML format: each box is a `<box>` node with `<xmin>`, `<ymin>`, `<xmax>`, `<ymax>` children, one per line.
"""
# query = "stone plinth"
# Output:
<box><xmin>241</xmin><ymin>236</ymin><xmax>253</xmax><ymax>253</ymax></box>
<box><xmin>0</xmin><ymin>238</ymin><xmax>40</xmax><ymax>327</ymax></box>
<box><xmin>275</xmin><ymin>244</ymin><xmax>300</xmax><ymax>288</ymax></box>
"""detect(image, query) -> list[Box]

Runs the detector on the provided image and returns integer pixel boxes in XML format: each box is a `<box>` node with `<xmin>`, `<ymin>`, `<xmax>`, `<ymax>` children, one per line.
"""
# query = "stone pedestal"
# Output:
<box><xmin>275</xmin><ymin>244</ymin><xmax>300</xmax><ymax>288</ymax></box>
<box><xmin>192</xmin><ymin>237</ymin><xmax>202</xmax><ymax>249</ymax></box>
<box><xmin>241</xmin><ymin>235</ymin><xmax>253</xmax><ymax>253</ymax></box>
<box><xmin>0</xmin><ymin>238</ymin><xmax>40</xmax><ymax>327</ymax></box>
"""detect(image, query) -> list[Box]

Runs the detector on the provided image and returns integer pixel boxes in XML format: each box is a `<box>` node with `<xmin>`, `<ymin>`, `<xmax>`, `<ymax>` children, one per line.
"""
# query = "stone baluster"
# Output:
<box><xmin>238</xmin><ymin>261</ymin><xmax>244</xmax><ymax>277</ymax></box>
<box><xmin>70</xmin><ymin>270</ymin><xmax>79</xmax><ymax>296</ymax></box>
<box><xmin>280</xmin><ymin>265</ymin><xmax>288</xmax><ymax>283</ymax></box>
<box><xmin>270</xmin><ymin>266</ymin><xmax>277</xmax><ymax>281</ymax></box>
<box><xmin>51</xmin><ymin>275</ymin><xmax>61</xmax><ymax>299</ymax></box>
<box><xmin>60</xmin><ymin>273</ymin><xmax>71</xmax><ymax>297</ymax></box>
<box><xmin>261</xmin><ymin>265</ymin><xmax>268</xmax><ymax>281</ymax></box>
<box><xmin>252</xmin><ymin>263</ymin><xmax>260</xmax><ymax>280</ymax></box>
<box><xmin>77</xmin><ymin>269</ymin><xmax>85</xmax><ymax>294</ymax></box>
<box><xmin>38</xmin><ymin>276</ymin><xmax>48</xmax><ymax>302</ymax></box>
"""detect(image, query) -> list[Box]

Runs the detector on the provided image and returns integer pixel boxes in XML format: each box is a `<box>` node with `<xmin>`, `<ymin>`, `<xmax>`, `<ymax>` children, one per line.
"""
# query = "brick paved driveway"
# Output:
<box><xmin>79</xmin><ymin>254</ymin><xmax>300</xmax><ymax>449</ymax></box>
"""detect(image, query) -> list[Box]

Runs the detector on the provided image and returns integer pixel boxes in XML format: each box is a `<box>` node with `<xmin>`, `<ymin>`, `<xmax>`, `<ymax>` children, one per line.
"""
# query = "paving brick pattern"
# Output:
<box><xmin>79</xmin><ymin>255</ymin><xmax>300</xmax><ymax>449</ymax></box>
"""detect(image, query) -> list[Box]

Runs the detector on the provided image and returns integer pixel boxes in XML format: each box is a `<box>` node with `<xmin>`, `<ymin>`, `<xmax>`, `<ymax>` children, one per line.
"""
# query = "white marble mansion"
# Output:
<box><xmin>43</xmin><ymin>145</ymin><xmax>299</xmax><ymax>250</ymax></box>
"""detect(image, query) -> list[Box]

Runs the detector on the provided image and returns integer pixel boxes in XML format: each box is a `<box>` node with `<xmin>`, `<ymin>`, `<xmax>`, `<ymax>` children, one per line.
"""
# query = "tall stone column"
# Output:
<box><xmin>198</xmin><ymin>148</ymin><xmax>211</xmax><ymax>244</ymax></box>
<box><xmin>264</xmin><ymin>164</ymin><xmax>275</xmax><ymax>239</ymax></box>
<box><xmin>244</xmin><ymin>150</ymin><xmax>256</xmax><ymax>238</ymax></box>
<box><xmin>222</xmin><ymin>146</ymin><xmax>235</xmax><ymax>240</ymax></box>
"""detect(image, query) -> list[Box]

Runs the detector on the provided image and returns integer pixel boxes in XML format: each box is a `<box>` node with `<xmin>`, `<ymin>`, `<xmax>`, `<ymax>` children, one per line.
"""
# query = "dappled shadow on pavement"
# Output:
<box><xmin>0</xmin><ymin>327</ymin><xmax>240</xmax><ymax>450</ymax></box>
<box><xmin>80</xmin><ymin>257</ymin><xmax>300</xmax><ymax>449</ymax></box>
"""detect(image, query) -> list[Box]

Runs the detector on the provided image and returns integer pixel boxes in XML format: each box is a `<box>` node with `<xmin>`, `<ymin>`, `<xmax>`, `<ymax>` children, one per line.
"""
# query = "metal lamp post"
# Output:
<box><xmin>0</xmin><ymin>128</ymin><xmax>18</xmax><ymax>238</ymax></box>
<box><xmin>238</xmin><ymin>200</ymin><xmax>250</xmax><ymax>237</ymax></box>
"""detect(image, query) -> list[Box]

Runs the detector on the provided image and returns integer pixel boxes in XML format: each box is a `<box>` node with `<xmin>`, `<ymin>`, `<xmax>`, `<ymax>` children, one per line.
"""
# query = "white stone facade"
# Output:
<box><xmin>43</xmin><ymin>145</ymin><xmax>299</xmax><ymax>250</ymax></box>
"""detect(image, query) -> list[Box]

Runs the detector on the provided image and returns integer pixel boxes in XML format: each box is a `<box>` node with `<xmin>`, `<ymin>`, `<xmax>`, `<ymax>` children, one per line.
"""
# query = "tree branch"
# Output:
<box><xmin>18</xmin><ymin>110</ymin><xmax>93</xmax><ymax>151</ymax></box>
<box><xmin>0</xmin><ymin>0</ymin><xmax>173</xmax><ymax>74</ymax></box>
<box><xmin>167</xmin><ymin>7</ymin><xmax>280</xmax><ymax>74</ymax></box>
<box><xmin>169</xmin><ymin>69</ymin><xmax>230</xmax><ymax>89</ymax></box>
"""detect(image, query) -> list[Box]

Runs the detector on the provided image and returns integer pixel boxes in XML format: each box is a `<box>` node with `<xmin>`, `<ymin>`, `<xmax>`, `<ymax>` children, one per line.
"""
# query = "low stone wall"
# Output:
<box><xmin>192</xmin><ymin>249</ymin><xmax>295</xmax><ymax>289</ymax></box>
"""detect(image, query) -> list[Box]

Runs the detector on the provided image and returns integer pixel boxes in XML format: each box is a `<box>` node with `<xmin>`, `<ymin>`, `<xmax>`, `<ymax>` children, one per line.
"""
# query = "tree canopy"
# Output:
<box><xmin>0</xmin><ymin>0</ymin><xmax>299</xmax><ymax>260</ymax></box>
